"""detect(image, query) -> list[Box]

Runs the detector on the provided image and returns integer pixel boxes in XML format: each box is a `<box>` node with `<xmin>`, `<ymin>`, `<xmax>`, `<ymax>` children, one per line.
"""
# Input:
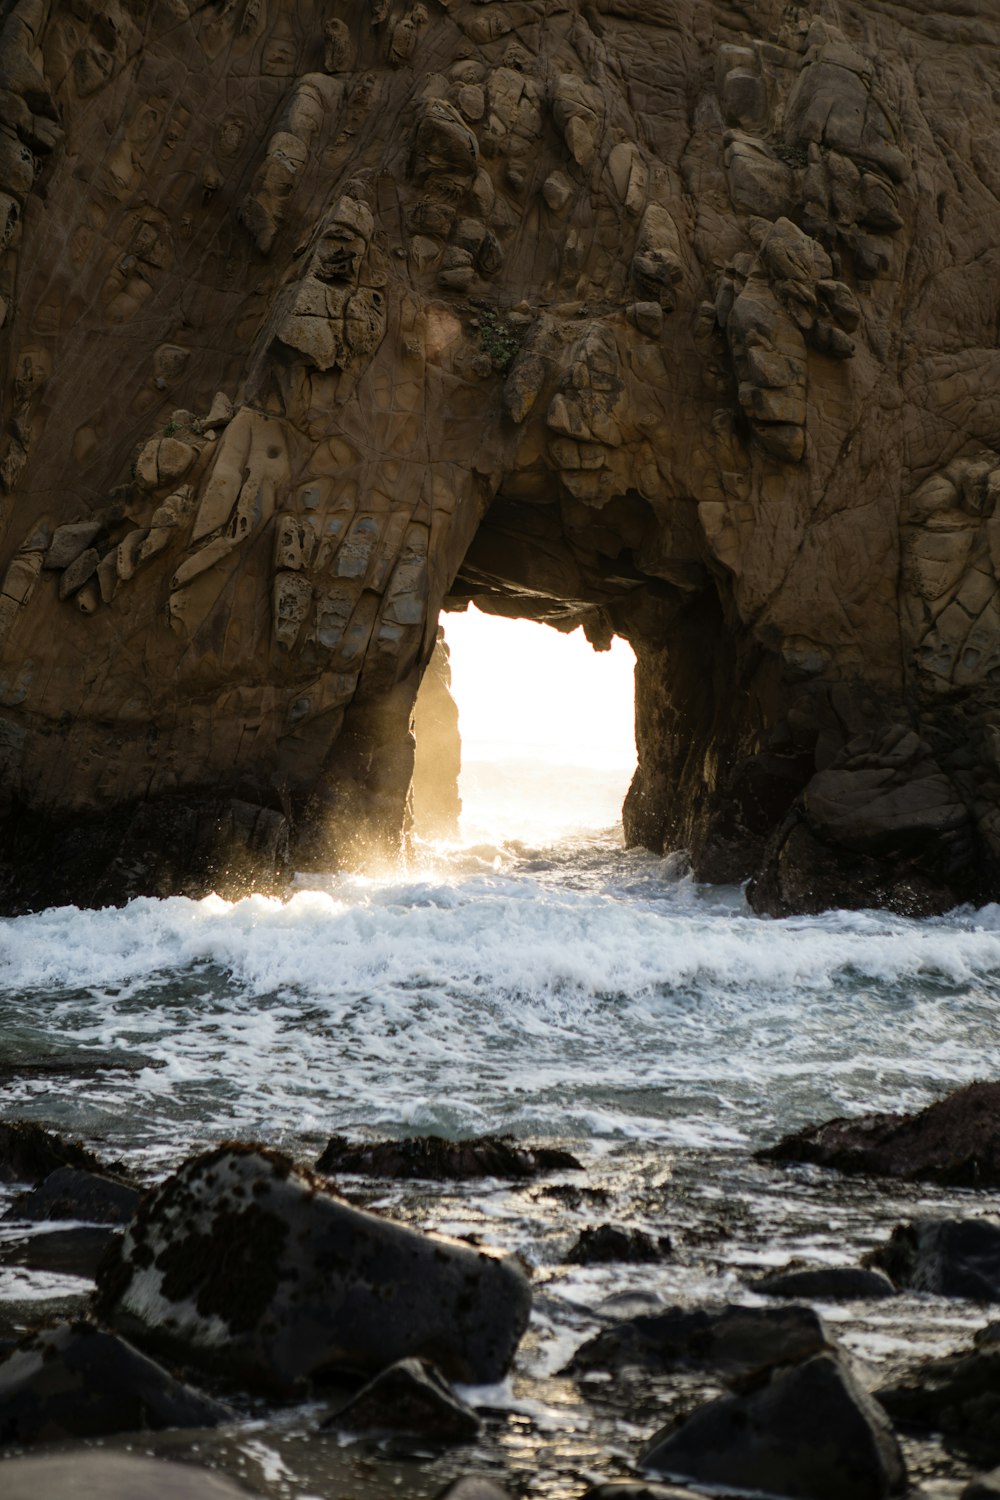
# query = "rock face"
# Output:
<box><xmin>868</xmin><ymin>1217</ymin><xmax>1000</xmax><ymax>1301</ymax></box>
<box><xmin>746</xmin><ymin>1265</ymin><xmax>897</xmax><ymax>1302</ymax></box>
<box><xmin>0</xmin><ymin>1120</ymin><xmax>123</xmax><ymax>1184</ymax></box>
<box><xmin>567</xmin><ymin>1303</ymin><xmax>831</xmax><ymax>1381</ymax></box>
<box><xmin>0</xmin><ymin>1321</ymin><xmax>234</xmax><ymax>1445</ymax></box>
<box><xmin>322</xmin><ymin>1356</ymin><xmax>480</xmax><ymax>1443</ymax></box>
<box><xmin>564</xmin><ymin>1224</ymin><xmax>672</xmax><ymax>1265</ymax></box>
<box><xmin>6</xmin><ymin>1165</ymin><xmax>139</xmax><ymax>1224</ymax></box>
<box><xmin>95</xmin><ymin>1143</ymin><xmax>532</xmax><ymax>1393</ymax></box>
<box><xmin>411</xmin><ymin>627</ymin><xmax>462</xmax><ymax>838</ymax></box>
<box><xmin>966</xmin><ymin>1471</ymin><xmax>1000</xmax><ymax>1500</ymax></box>
<box><xmin>0</xmin><ymin>1223</ymin><xmax>119</xmax><ymax>1278</ymax></box>
<box><xmin>0</xmin><ymin>1453</ymin><xmax>257</xmax><ymax>1500</ymax></box>
<box><xmin>2</xmin><ymin>2</ymin><xmax>1000</xmax><ymax>912</ymax></box>
<box><xmin>759</xmin><ymin>1083</ymin><xmax>1000</xmax><ymax>1187</ymax></box>
<box><xmin>640</xmin><ymin>1353</ymin><xmax>907</xmax><ymax>1500</ymax></box>
<box><xmin>877</xmin><ymin>1334</ymin><xmax>1000</xmax><ymax>1467</ymax></box>
<box><xmin>315</xmin><ymin>1131</ymin><xmax>581</xmax><ymax>1180</ymax></box>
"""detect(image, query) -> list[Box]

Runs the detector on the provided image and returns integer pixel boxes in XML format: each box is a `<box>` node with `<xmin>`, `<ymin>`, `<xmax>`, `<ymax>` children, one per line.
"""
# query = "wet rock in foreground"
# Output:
<box><xmin>0</xmin><ymin>1321</ymin><xmax>234</xmax><ymax>1446</ymax></box>
<box><xmin>96</xmin><ymin>1144</ymin><xmax>531</xmax><ymax>1393</ymax></box>
<box><xmin>0</xmin><ymin>1452</ymin><xmax>258</xmax><ymax>1498</ymax></box>
<box><xmin>5</xmin><ymin>1166</ymin><xmax>139</xmax><ymax>1225</ymax></box>
<box><xmin>435</xmin><ymin>1480</ymin><xmax>511</xmax><ymax>1500</ymax></box>
<box><xmin>877</xmin><ymin>1338</ymin><xmax>1000</xmax><ymax>1466</ymax></box>
<box><xmin>746</xmin><ymin>1265</ymin><xmax>897</xmax><ymax>1301</ymax></box>
<box><xmin>323</xmin><ymin>1357</ymin><xmax>480</xmax><ymax>1443</ymax></box>
<box><xmin>758</xmin><ymin>1082</ymin><xmax>1000</xmax><ymax>1187</ymax></box>
<box><xmin>583</xmin><ymin>1486</ymin><xmax>710</xmax><ymax>1500</ymax></box>
<box><xmin>0</xmin><ymin>1120</ymin><xmax>124</xmax><ymax>1186</ymax></box>
<box><xmin>868</xmin><ymin>1217</ymin><xmax>1000</xmax><ymax>1300</ymax></box>
<box><xmin>315</xmin><ymin>1132</ymin><xmax>582</xmax><ymax>1180</ymax></box>
<box><xmin>0</xmin><ymin>1224</ymin><xmax>119</xmax><ymax>1279</ymax></box>
<box><xmin>641</xmin><ymin>1352</ymin><xmax>906</xmax><ymax>1500</ymax></box>
<box><xmin>565</xmin><ymin>1225</ymin><xmax>672</xmax><ymax>1265</ymax></box>
<box><xmin>966</xmin><ymin>1470</ymin><xmax>1000</xmax><ymax>1500</ymax></box>
<box><xmin>567</xmin><ymin>1303</ymin><xmax>831</xmax><ymax>1383</ymax></box>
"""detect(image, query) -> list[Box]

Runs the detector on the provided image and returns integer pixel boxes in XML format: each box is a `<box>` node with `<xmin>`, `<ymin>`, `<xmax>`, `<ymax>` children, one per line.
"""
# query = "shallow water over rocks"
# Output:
<box><xmin>1</xmin><ymin>823</ymin><xmax>999</xmax><ymax>1497</ymax></box>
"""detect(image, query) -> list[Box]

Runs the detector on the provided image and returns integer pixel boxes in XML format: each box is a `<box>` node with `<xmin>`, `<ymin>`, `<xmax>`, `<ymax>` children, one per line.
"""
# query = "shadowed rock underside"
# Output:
<box><xmin>0</xmin><ymin>0</ymin><xmax>999</xmax><ymax>913</ymax></box>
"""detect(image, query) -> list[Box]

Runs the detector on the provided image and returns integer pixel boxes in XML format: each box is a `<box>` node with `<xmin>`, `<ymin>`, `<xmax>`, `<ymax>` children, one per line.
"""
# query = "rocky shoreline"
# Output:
<box><xmin>1</xmin><ymin>1085</ymin><xmax>1000</xmax><ymax>1500</ymax></box>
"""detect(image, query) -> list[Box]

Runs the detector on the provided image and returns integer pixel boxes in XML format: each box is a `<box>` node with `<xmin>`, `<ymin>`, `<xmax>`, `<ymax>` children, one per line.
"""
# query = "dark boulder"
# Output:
<box><xmin>434</xmin><ymin>1481</ymin><xmax>511</xmax><ymax>1500</ymax></box>
<box><xmin>0</xmin><ymin>1121</ymin><xmax>124</xmax><ymax>1186</ymax></box>
<box><xmin>876</xmin><ymin>1340</ymin><xmax>1000</xmax><ymax>1466</ymax></box>
<box><xmin>868</xmin><ymin>1217</ymin><xmax>1000</xmax><ymax>1300</ymax></box>
<box><xmin>315</xmin><ymin>1132</ymin><xmax>582</xmax><ymax>1181</ymax></box>
<box><xmin>323</xmin><ymin>1357</ymin><xmax>480</xmax><ymax>1442</ymax></box>
<box><xmin>975</xmin><ymin>1323</ymin><xmax>1000</xmax><ymax>1347</ymax></box>
<box><xmin>583</xmin><ymin>1486</ymin><xmax>711</xmax><ymax>1500</ymax></box>
<box><xmin>5</xmin><ymin>1166</ymin><xmax>139</xmax><ymax>1225</ymax></box>
<box><xmin>95</xmin><ymin>1143</ymin><xmax>531</xmax><ymax>1393</ymax></box>
<box><xmin>757</xmin><ymin>1082</ymin><xmax>1000</xmax><ymax>1187</ymax></box>
<box><xmin>746</xmin><ymin>1266</ymin><xmax>897</xmax><ymax>1302</ymax></box>
<box><xmin>0</xmin><ymin>1225</ymin><xmax>119</xmax><ymax>1279</ymax></box>
<box><xmin>965</xmin><ymin>1470</ymin><xmax>1000</xmax><ymax>1500</ymax></box>
<box><xmin>565</xmin><ymin>1225</ymin><xmax>672</xmax><ymax>1266</ymax></box>
<box><xmin>641</xmin><ymin>1352</ymin><xmax>906</xmax><ymax>1500</ymax></box>
<box><xmin>0</xmin><ymin>1321</ymin><xmax>234</xmax><ymax>1446</ymax></box>
<box><xmin>567</xmin><ymin>1303</ymin><xmax>831</xmax><ymax>1383</ymax></box>
<box><xmin>598</xmin><ymin>1291</ymin><xmax>668</xmax><ymax>1318</ymax></box>
<box><xmin>0</xmin><ymin>1453</ymin><xmax>258</xmax><ymax>1498</ymax></box>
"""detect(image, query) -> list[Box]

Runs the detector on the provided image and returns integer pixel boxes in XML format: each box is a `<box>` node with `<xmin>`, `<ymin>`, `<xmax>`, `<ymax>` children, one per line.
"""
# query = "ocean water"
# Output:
<box><xmin>0</xmin><ymin>759</ymin><xmax>998</xmax><ymax>1497</ymax></box>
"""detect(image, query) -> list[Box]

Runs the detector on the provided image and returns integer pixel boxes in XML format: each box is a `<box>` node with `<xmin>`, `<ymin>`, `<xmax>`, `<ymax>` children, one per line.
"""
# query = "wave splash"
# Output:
<box><xmin>1</xmin><ymin>826</ymin><xmax>999</xmax><ymax>1156</ymax></box>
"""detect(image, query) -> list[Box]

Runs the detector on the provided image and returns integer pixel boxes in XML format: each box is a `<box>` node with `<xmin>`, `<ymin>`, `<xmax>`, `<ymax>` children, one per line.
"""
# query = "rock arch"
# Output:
<box><xmin>0</xmin><ymin>0</ymin><xmax>996</xmax><ymax>914</ymax></box>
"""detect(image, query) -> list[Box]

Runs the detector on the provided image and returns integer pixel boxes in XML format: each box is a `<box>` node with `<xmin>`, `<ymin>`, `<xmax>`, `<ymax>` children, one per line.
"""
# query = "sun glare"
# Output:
<box><xmin>441</xmin><ymin>606</ymin><xmax>637</xmax><ymax>841</ymax></box>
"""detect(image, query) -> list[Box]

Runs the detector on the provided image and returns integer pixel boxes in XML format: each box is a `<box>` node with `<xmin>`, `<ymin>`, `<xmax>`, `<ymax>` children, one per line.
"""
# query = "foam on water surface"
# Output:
<box><xmin>1</xmin><ymin>826</ymin><xmax>999</xmax><ymax>1155</ymax></box>
<box><xmin>1</xmin><ymin>792</ymin><xmax>997</xmax><ymax>1499</ymax></box>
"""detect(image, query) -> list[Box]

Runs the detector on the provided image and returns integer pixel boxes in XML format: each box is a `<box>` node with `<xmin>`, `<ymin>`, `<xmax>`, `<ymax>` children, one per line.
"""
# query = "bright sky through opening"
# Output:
<box><xmin>442</xmin><ymin>606</ymin><xmax>637</xmax><ymax>841</ymax></box>
<box><xmin>440</xmin><ymin>609</ymin><xmax>638</xmax><ymax>846</ymax></box>
<box><xmin>444</xmin><ymin>605</ymin><xmax>637</xmax><ymax>769</ymax></box>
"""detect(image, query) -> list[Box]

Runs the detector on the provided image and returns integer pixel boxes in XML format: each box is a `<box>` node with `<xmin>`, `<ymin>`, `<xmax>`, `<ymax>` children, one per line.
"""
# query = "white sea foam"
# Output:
<box><xmin>1</xmin><ymin>829</ymin><xmax>999</xmax><ymax>1156</ymax></box>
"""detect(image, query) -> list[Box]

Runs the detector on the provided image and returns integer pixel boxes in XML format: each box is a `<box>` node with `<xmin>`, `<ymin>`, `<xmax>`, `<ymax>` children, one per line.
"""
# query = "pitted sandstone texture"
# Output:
<box><xmin>0</xmin><ymin>0</ymin><xmax>998</xmax><ymax>912</ymax></box>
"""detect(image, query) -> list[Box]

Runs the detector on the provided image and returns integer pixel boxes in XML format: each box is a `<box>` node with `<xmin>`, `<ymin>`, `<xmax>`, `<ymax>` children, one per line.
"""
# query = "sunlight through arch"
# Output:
<box><xmin>441</xmin><ymin>605</ymin><xmax>637</xmax><ymax>843</ymax></box>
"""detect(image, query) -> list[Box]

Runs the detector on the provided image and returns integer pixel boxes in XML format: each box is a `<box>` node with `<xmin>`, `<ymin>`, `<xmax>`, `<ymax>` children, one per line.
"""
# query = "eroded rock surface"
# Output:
<box><xmin>745</xmin><ymin>1265</ymin><xmax>897</xmax><ymax>1302</ymax></box>
<box><xmin>5</xmin><ymin>1165</ymin><xmax>139</xmax><ymax>1224</ymax></box>
<box><xmin>868</xmin><ymin>1216</ymin><xmax>1000</xmax><ymax>1302</ymax></box>
<box><xmin>95</xmin><ymin>1143</ymin><xmax>532</xmax><ymax>1393</ymax></box>
<box><xmin>877</xmin><ymin>1332</ymin><xmax>1000</xmax><ymax>1467</ymax></box>
<box><xmin>1</xmin><ymin>2</ymin><xmax>1000</xmax><ymax>912</ymax></box>
<box><xmin>759</xmin><ymin>1082</ymin><xmax>1000</xmax><ymax>1187</ymax></box>
<box><xmin>316</xmin><ymin>1131</ymin><xmax>581</xmax><ymax>1180</ymax></box>
<box><xmin>640</xmin><ymin>1352</ymin><xmax>907</xmax><ymax>1500</ymax></box>
<box><xmin>0</xmin><ymin>1453</ymin><xmax>258</xmax><ymax>1500</ymax></box>
<box><xmin>567</xmin><ymin>1303</ymin><xmax>831</xmax><ymax>1382</ymax></box>
<box><xmin>411</xmin><ymin>627</ymin><xmax>462</xmax><ymax>838</ymax></box>
<box><xmin>564</xmin><ymin>1224</ymin><xmax>672</xmax><ymax>1266</ymax></box>
<box><xmin>0</xmin><ymin>1320</ymin><xmax>234</xmax><ymax>1445</ymax></box>
<box><xmin>0</xmin><ymin>1120</ymin><xmax>123</xmax><ymax>1185</ymax></box>
<box><xmin>322</xmin><ymin>1356</ymin><xmax>480</xmax><ymax>1443</ymax></box>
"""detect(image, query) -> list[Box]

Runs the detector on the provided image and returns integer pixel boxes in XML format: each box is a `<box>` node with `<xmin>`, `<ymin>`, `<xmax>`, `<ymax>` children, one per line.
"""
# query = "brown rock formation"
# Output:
<box><xmin>0</xmin><ymin>0</ymin><xmax>999</xmax><ymax>912</ymax></box>
<box><xmin>758</xmin><ymin>1081</ymin><xmax>1000</xmax><ymax>1189</ymax></box>
<box><xmin>411</xmin><ymin>625</ymin><xmax>461</xmax><ymax>837</ymax></box>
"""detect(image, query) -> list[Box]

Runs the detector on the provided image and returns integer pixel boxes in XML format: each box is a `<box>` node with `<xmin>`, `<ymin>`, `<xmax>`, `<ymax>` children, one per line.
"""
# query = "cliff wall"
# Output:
<box><xmin>0</xmin><ymin>0</ymin><xmax>997</xmax><ymax>912</ymax></box>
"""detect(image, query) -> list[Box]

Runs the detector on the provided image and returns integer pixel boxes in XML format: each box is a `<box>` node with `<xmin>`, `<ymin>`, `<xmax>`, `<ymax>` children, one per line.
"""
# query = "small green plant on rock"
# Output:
<box><xmin>478</xmin><ymin>308</ymin><xmax>522</xmax><ymax>373</ymax></box>
<box><xmin>773</xmin><ymin>141</ymin><xmax>810</xmax><ymax>169</ymax></box>
<box><xmin>163</xmin><ymin>419</ymin><xmax>179</xmax><ymax>436</ymax></box>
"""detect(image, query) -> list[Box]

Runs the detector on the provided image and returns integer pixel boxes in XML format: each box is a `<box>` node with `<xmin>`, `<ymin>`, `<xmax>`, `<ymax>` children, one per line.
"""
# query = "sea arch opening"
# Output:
<box><xmin>401</xmin><ymin>476</ymin><xmax>786</xmax><ymax>889</ymax></box>
<box><xmin>414</xmin><ymin>605</ymin><xmax>637</xmax><ymax>846</ymax></box>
